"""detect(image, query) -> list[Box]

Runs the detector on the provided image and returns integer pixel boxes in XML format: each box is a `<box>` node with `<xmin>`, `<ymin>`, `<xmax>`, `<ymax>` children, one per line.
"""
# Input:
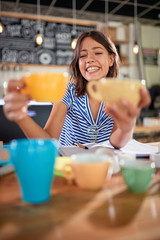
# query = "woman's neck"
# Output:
<box><xmin>88</xmin><ymin>94</ymin><xmax>101</xmax><ymax>123</ymax></box>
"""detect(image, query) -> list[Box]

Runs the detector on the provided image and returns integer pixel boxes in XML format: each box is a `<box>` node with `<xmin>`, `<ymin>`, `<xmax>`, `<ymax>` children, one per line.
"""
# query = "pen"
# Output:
<box><xmin>73</xmin><ymin>142</ymin><xmax>88</xmax><ymax>150</ymax></box>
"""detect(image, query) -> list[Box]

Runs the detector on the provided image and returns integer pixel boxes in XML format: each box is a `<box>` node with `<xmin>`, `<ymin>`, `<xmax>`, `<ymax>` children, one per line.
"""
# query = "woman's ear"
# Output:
<box><xmin>109</xmin><ymin>54</ymin><xmax>114</xmax><ymax>67</ymax></box>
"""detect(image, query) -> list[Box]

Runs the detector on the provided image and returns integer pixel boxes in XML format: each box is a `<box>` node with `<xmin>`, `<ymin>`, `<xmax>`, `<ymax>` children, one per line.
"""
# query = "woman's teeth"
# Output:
<box><xmin>87</xmin><ymin>67</ymin><xmax>99</xmax><ymax>72</ymax></box>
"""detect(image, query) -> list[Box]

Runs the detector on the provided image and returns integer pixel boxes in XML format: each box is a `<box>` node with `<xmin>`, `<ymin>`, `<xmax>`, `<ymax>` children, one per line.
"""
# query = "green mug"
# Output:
<box><xmin>120</xmin><ymin>159</ymin><xmax>155</xmax><ymax>193</ymax></box>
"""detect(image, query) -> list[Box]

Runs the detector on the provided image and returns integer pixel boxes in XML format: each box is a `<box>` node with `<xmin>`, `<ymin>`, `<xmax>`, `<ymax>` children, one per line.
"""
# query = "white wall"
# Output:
<box><xmin>141</xmin><ymin>25</ymin><xmax>160</xmax><ymax>88</ymax></box>
<box><xmin>129</xmin><ymin>23</ymin><xmax>160</xmax><ymax>88</ymax></box>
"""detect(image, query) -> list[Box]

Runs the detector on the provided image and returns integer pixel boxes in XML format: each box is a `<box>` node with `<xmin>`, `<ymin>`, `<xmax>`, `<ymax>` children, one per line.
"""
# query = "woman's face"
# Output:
<box><xmin>78</xmin><ymin>37</ymin><xmax>114</xmax><ymax>82</ymax></box>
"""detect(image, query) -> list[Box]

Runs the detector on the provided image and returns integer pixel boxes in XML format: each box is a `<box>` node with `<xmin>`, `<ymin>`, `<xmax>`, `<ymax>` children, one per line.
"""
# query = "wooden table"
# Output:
<box><xmin>133</xmin><ymin>126</ymin><xmax>160</xmax><ymax>143</ymax></box>
<box><xmin>0</xmin><ymin>171</ymin><xmax>160</xmax><ymax>240</ymax></box>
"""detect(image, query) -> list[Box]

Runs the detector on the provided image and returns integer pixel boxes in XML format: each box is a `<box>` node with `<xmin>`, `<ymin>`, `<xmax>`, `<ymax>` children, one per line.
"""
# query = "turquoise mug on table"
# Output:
<box><xmin>0</xmin><ymin>139</ymin><xmax>59</xmax><ymax>204</ymax></box>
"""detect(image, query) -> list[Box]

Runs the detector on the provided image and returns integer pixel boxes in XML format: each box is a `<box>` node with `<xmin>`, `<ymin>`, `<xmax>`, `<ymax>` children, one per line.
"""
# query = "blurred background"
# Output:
<box><xmin>0</xmin><ymin>0</ymin><xmax>160</xmax><ymax>143</ymax></box>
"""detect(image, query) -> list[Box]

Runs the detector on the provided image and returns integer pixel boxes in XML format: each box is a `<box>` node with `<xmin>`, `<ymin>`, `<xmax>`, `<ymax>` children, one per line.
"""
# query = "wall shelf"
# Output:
<box><xmin>101</xmin><ymin>25</ymin><xmax>130</xmax><ymax>69</ymax></box>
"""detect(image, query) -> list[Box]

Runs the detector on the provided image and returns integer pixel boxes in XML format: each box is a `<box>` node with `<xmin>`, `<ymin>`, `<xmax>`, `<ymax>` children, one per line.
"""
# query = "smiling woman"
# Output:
<box><xmin>79</xmin><ymin>38</ymin><xmax>114</xmax><ymax>82</ymax></box>
<box><xmin>70</xmin><ymin>30</ymin><xmax>119</xmax><ymax>97</ymax></box>
<box><xmin>3</xmin><ymin>30</ymin><xmax>151</xmax><ymax>149</ymax></box>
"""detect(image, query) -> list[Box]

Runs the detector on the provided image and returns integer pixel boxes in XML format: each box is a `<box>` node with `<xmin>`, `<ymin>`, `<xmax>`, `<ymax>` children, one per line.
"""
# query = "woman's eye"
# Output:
<box><xmin>95</xmin><ymin>52</ymin><xmax>103</xmax><ymax>55</ymax></box>
<box><xmin>79</xmin><ymin>55</ymin><xmax>86</xmax><ymax>58</ymax></box>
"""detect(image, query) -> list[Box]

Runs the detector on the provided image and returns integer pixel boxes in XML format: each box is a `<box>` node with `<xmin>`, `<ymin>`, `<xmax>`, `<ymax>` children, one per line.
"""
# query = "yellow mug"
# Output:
<box><xmin>87</xmin><ymin>78</ymin><xmax>145</xmax><ymax>106</ymax></box>
<box><xmin>21</xmin><ymin>72</ymin><xmax>68</xmax><ymax>102</ymax></box>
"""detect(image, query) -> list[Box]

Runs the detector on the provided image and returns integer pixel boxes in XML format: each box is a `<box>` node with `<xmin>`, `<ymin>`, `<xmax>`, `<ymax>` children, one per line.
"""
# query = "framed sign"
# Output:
<box><xmin>143</xmin><ymin>48</ymin><xmax>158</xmax><ymax>66</ymax></box>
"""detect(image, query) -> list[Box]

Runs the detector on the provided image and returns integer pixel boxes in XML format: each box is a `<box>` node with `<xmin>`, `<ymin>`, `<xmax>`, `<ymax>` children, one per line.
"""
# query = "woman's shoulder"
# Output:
<box><xmin>66</xmin><ymin>82</ymin><xmax>77</xmax><ymax>97</ymax></box>
<box><xmin>67</xmin><ymin>82</ymin><xmax>76</xmax><ymax>91</ymax></box>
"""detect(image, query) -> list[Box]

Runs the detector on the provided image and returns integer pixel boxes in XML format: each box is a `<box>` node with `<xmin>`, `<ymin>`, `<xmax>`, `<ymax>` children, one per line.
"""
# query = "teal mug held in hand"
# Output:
<box><xmin>0</xmin><ymin>138</ymin><xmax>59</xmax><ymax>204</ymax></box>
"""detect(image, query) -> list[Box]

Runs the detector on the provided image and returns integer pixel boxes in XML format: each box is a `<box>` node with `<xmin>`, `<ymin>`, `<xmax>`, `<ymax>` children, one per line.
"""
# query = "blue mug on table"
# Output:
<box><xmin>0</xmin><ymin>139</ymin><xmax>59</xmax><ymax>204</ymax></box>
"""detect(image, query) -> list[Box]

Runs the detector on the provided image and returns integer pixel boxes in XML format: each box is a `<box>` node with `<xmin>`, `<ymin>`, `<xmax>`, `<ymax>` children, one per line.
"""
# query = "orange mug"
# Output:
<box><xmin>63</xmin><ymin>153</ymin><xmax>113</xmax><ymax>190</ymax></box>
<box><xmin>21</xmin><ymin>72</ymin><xmax>68</xmax><ymax>102</ymax></box>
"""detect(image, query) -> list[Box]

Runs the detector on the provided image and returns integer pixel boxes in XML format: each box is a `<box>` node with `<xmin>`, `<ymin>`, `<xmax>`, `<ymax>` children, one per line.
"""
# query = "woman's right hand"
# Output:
<box><xmin>3</xmin><ymin>79</ymin><xmax>30</xmax><ymax>122</ymax></box>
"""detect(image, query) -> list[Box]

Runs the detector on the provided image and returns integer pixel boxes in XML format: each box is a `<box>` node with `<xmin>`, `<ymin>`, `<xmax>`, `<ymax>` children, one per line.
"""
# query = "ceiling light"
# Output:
<box><xmin>0</xmin><ymin>0</ymin><xmax>3</xmax><ymax>34</ymax></box>
<box><xmin>133</xmin><ymin>41</ymin><xmax>139</xmax><ymax>55</ymax></box>
<box><xmin>71</xmin><ymin>37</ymin><xmax>77</xmax><ymax>50</ymax></box>
<box><xmin>0</xmin><ymin>21</ymin><xmax>3</xmax><ymax>34</ymax></box>
<box><xmin>133</xmin><ymin>0</ymin><xmax>139</xmax><ymax>55</ymax></box>
<box><xmin>36</xmin><ymin>30</ymin><xmax>43</xmax><ymax>45</ymax></box>
<box><xmin>71</xmin><ymin>0</ymin><xmax>77</xmax><ymax>50</ymax></box>
<box><xmin>104</xmin><ymin>0</ymin><xmax>109</xmax><ymax>35</ymax></box>
<box><xmin>36</xmin><ymin>0</ymin><xmax>43</xmax><ymax>45</ymax></box>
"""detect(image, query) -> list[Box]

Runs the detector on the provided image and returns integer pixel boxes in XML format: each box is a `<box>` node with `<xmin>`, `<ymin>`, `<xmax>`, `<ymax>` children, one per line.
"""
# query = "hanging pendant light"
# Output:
<box><xmin>71</xmin><ymin>0</ymin><xmax>77</xmax><ymax>50</ymax></box>
<box><xmin>133</xmin><ymin>0</ymin><xmax>139</xmax><ymax>55</ymax></box>
<box><xmin>71</xmin><ymin>36</ymin><xmax>77</xmax><ymax>50</ymax></box>
<box><xmin>0</xmin><ymin>0</ymin><xmax>4</xmax><ymax>34</ymax></box>
<box><xmin>36</xmin><ymin>30</ymin><xmax>43</xmax><ymax>45</ymax></box>
<box><xmin>0</xmin><ymin>21</ymin><xmax>3</xmax><ymax>34</ymax></box>
<box><xmin>36</xmin><ymin>0</ymin><xmax>43</xmax><ymax>45</ymax></box>
<box><xmin>104</xmin><ymin>0</ymin><xmax>109</xmax><ymax>35</ymax></box>
<box><xmin>133</xmin><ymin>40</ymin><xmax>139</xmax><ymax>55</ymax></box>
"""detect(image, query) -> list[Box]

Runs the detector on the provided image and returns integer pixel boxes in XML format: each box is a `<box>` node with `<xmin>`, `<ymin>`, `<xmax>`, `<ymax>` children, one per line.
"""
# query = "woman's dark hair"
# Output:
<box><xmin>70</xmin><ymin>30</ymin><xmax>120</xmax><ymax>97</ymax></box>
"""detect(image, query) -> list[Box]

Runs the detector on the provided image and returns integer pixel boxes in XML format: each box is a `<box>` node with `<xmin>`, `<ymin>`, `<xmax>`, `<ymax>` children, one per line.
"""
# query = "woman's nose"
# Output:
<box><xmin>86</xmin><ymin>53</ymin><xmax>95</xmax><ymax>63</ymax></box>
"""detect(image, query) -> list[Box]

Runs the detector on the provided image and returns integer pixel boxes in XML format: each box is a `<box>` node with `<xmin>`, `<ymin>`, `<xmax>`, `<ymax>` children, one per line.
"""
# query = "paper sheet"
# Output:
<box><xmin>60</xmin><ymin>139</ymin><xmax>158</xmax><ymax>157</ymax></box>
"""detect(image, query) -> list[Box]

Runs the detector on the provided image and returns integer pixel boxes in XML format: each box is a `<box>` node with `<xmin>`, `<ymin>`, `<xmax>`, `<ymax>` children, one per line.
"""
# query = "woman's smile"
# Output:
<box><xmin>86</xmin><ymin>66</ymin><xmax>100</xmax><ymax>73</ymax></box>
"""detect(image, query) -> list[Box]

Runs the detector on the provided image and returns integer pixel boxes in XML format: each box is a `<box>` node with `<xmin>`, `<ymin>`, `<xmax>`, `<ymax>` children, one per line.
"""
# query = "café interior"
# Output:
<box><xmin>0</xmin><ymin>1</ymin><xmax>160</xmax><ymax>239</ymax></box>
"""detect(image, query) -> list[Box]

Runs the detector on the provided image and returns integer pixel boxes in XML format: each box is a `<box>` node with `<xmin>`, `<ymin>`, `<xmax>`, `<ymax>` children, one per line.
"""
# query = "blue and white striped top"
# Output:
<box><xmin>59</xmin><ymin>82</ymin><xmax>114</xmax><ymax>146</ymax></box>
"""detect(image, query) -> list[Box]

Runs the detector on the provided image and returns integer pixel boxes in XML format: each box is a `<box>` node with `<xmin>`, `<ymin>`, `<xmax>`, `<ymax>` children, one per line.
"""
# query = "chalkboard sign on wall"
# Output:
<box><xmin>0</xmin><ymin>14</ymin><xmax>96</xmax><ymax>66</ymax></box>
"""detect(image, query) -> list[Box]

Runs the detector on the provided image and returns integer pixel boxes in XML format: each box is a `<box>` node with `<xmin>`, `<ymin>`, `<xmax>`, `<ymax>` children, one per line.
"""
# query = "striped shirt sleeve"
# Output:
<box><xmin>61</xmin><ymin>82</ymin><xmax>74</xmax><ymax>111</ymax></box>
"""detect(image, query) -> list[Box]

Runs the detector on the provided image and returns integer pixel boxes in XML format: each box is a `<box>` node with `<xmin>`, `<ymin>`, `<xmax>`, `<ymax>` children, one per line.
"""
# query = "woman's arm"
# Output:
<box><xmin>44</xmin><ymin>102</ymin><xmax>67</xmax><ymax>139</ymax></box>
<box><xmin>105</xmin><ymin>88</ymin><xmax>151</xmax><ymax>149</ymax></box>
<box><xmin>15</xmin><ymin>102</ymin><xmax>67</xmax><ymax>139</ymax></box>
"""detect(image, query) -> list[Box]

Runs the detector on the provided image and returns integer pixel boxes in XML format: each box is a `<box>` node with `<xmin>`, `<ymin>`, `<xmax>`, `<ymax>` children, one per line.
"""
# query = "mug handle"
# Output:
<box><xmin>0</xmin><ymin>149</ymin><xmax>11</xmax><ymax>166</ymax></box>
<box><xmin>62</xmin><ymin>163</ymin><xmax>75</xmax><ymax>184</ymax></box>
<box><xmin>87</xmin><ymin>81</ymin><xmax>102</xmax><ymax>101</ymax></box>
<box><xmin>20</xmin><ymin>88</ymin><xmax>29</xmax><ymax>96</ymax></box>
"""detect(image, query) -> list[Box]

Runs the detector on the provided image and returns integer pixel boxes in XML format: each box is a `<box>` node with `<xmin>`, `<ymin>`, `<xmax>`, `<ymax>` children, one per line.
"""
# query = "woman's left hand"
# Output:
<box><xmin>104</xmin><ymin>88</ymin><xmax>151</xmax><ymax>133</ymax></box>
